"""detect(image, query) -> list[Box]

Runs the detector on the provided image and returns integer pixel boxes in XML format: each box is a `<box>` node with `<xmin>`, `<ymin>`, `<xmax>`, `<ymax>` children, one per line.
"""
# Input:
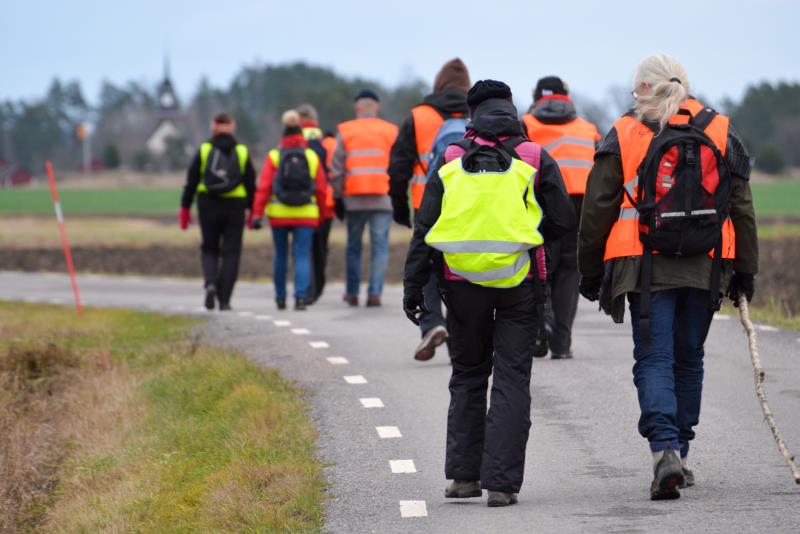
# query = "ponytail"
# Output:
<box><xmin>633</xmin><ymin>53</ymin><xmax>690</xmax><ymax>132</ymax></box>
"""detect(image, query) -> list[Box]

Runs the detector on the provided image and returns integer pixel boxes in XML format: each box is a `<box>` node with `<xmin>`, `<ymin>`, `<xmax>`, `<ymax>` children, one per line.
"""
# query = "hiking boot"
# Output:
<box><xmin>295</xmin><ymin>298</ymin><xmax>307</xmax><ymax>311</ymax></box>
<box><xmin>679</xmin><ymin>456</ymin><xmax>695</xmax><ymax>488</ymax></box>
<box><xmin>414</xmin><ymin>325</ymin><xmax>448</xmax><ymax>361</ymax></box>
<box><xmin>204</xmin><ymin>284</ymin><xmax>217</xmax><ymax>310</ymax></box>
<box><xmin>650</xmin><ymin>449</ymin><xmax>684</xmax><ymax>500</ymax></box>
<box><xmin>487</xmin><ymin>491</ymin><xmax>518</xmax><ymax>507</ymax></box>
<box><xmin>276</xmin><ymin>298</ymin><xmax>287</xmax><ymax>311</ymax></box>
<box><xmin>343</xmin><ymin>294</ymin><xmax>358</xmax><ymax>307</ymax></box>
<box><xmin>366</xmin><ymin>295</ymin><xmax>382</xmax><ymax>307</ymax></box>
<box><xmin>551</xmin><ymin>350</ymin><xmax>573</xmax><ymax>360</ymax></box>
<box><xmin>444</xmin><ymin>480</ymin><xmax>481</xmax><ymax>499</ymax></box>
<box><xmin>219</xmin><ymin>302</ymin><xmax>232</xmax><ymax>311</ymax></box>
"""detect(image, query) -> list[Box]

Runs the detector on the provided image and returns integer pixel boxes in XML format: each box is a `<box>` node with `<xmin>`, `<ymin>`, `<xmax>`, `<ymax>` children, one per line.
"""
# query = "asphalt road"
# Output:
<box><xmin>1</xmin><ymin>271</ymin><xmax>799</xmax><ymax>533</ymax></box>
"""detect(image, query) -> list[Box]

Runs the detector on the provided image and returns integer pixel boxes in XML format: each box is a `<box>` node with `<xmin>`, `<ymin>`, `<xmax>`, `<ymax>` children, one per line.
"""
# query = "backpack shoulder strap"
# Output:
<box><xmin>304</xmin><ymin>148</ymin><xmax>320</xmax><ymax>179</ymax></box>
<box><xmin>235</xmin><ymin>144</ymin><xmax>248</xmax><ymax>174</ymax></box>
<box><xmin>501</xmin><ymin>136</ymin><xmax>542</xmax><ymax>192</ymax></box>
<box><xmin>200</xmin><ymin>142</ymin><xmax>214</xmax><ymax>173</ymax></box>
<box><xmin>691</xmin><ymin>107</ymin><xmax>718</xmax><ymax>132</ymax></box>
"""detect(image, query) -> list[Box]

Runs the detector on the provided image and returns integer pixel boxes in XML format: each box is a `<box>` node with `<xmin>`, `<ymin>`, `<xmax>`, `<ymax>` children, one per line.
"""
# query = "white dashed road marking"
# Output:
<box><xmin>274</xmin><ymin>320</ymin><xmax>291</xmax><ymax>327</ymax></box>
<box><xmin>399</xmin><ymin>500</ymin><xmax>427</xmax><ymax>518</ymax></box>
<box><xmin>256</xmin><ymin>315</ymin><xmax>272</xmax><ymax>320</ymax></box>
<box><xmin>309</xmin><ymin>341</ymin><xmax>329</xmax><ymax>349</ymax></box>
<box><xmin>326</xmin><ymin>357</ymin><xmax>349</xmax><ymax>365</ymax></box>
<box><xmin>376</xmin><ymin>426</ymin><xmax>402</xmax><ymax>439</ymax></box>
<box><xmin>238</xmin><ymin>311</ymin><xmax>254</xmax><ymax>317</ymax></box>
<box><xmin>755</xmin><ymin>324</ymin><xmax>779</xmax><ymax>333</ymax></box>
<box><xmin>360</xmin><ymin>398</ymin><xmax>384</xmax><ymax>408</ymax></box>
<box><xmin>389</xmin><ymin>460</ymin><xmax>417</xmax><ymax>473</ymax></box>
<box><xmin>194</xmin><ymin>307</ymin><xmax>208</xmax><ymax>312</ymax></box>
<box><xmin>291</xmin><ymin>328</ymin><xmax>311</xmax><ymax>335</ymax></box>
<box><xmin>344</xmin><ymin>375</ymin><xmax>367</xmax><ymax>384</ymax></box>
<box><xmin>713</xmin><ymin>314</ymin><xmax>731</xmax><ymax>321</ymax></box>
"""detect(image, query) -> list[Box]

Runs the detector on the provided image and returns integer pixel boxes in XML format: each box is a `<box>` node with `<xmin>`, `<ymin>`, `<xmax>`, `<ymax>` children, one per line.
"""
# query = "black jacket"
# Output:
<box><xmin>181</xmin><ymin>133</ymin><xmax>256</xmax><ymax>209</ymax></box>
<box><xmin>389</xmin><ymin>90</ymin><xmax>469</xmax><ymax>226</ymax></box>
<box><xmin>403</xmin><ymin>98</ymin><xmax>577</xmax><ymax>290</ymax></box>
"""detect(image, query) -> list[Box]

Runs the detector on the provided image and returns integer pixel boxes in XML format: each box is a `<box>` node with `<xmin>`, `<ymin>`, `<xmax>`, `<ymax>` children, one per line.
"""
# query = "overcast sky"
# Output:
<box><xmin>2</xmin><ymin>0</ymin><xmax>797</xmax><ymax>111</ymax></box>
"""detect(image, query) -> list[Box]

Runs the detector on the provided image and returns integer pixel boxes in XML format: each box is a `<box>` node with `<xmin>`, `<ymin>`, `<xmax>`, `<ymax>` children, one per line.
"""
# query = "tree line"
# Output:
<box><xmin>0</xmin><ymin>62</ymin><xmax>797</xmax><ymax>176</ymax></box>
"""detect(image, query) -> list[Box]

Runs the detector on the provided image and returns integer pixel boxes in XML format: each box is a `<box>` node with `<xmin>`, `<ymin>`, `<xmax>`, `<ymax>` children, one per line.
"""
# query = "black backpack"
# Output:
<box><xmin>631</xmin><ymin>108</ymin><xmax>732</xmax><ymax>342</ymax></box>
<box><xmin>203</xmin><ymin>146</ymin><xmax>243</xmax><ymax>195</ymax></box>
<box><xmin>274</xmin><ymin>147</ymin><xmax>315</xmax><ymax>206</ymax></box>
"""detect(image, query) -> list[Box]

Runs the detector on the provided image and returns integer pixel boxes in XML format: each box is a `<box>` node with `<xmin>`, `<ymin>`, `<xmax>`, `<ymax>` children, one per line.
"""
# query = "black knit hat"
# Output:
<box><xmin>533</xmin><ymin>76</ymin><xmax>568</xmax><ymax>101</ymax></box>
<box><xmin>467</xmin><ymin>80</ymin><xmax>512</xmax><ymax>108</ymax></box>
<box><xmin>354</xmin><ymin>89</ymin><xmax>380</xmax><ymax>102</ymax></box>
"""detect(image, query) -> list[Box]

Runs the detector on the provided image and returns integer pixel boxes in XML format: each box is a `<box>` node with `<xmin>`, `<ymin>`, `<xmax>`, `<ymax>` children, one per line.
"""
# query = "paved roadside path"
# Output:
<box><xmin>1</xmin><ymin>271</ymin><xmax>799</xmax><ymax>533</ymax></box>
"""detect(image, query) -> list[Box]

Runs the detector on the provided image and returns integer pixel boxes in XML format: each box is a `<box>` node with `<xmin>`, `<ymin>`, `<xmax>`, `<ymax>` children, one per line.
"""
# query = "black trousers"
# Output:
<box><xmin>544</xmin><ymin>195</ymin><xmax>581</xmax><ymax>354</ymax></box>
<box><xmin>197</xmin><ymin>195</ymin><xmax>246</xmax><ymax>305</ymax></box>
<box><xmin>443</xmin><ymin>281</ymin><xmax>537</xmax><ymax>493</ymax></box>
<box><xmin>310</xmin><ymin>218</ymin><xmax>332</xmax><ymax>301</ymax></box>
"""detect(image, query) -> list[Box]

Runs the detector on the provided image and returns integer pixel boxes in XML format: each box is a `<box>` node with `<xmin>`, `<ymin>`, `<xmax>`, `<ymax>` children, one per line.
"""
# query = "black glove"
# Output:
<box><xmin>579</xmin><ymin>275</ymin><xmax>602</xmax><ymax>302</ymax></box>
<box><xmin>727</xmin><ymin>272</ymin><xmax>755</xmax><ymax>307</ymax></box>
<box><xmin>251</xmin><ymin>218</ymin><xmax>263</xmax><ymax>230</ymax></box>
<box><xmin>393</xmin><ymin>205</ymin><xmax>411</xmax><ymax>228</ymax></box>
<box><xmin>334</xmin><ymin>198</ymin><xmax>346</xmax><ymax>221</ymax></box>
<box><xmin>403</xmin><ymin>286</ymin><xmax>429</xmax><ymax>325</ymax></box>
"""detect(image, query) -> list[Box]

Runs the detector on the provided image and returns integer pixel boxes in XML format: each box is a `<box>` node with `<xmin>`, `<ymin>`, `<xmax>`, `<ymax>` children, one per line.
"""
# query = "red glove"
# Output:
<box><xmin>179</xmin><ymin>208</ymin><xmax>192</xmax><ymax>230</ymax></box>
<box><xmin>246</xmin><ymin>209</ymin><xmax>254</xmax><ymax>229</ymax></box>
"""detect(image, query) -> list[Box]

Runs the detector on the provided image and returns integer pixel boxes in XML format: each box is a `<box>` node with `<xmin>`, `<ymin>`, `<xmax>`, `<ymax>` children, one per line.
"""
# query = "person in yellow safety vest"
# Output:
<box><xmin>330</xmin><ymin>89</ymin><xmax>398</xmax><ymax>307</ymax></box>
<box><xmin>180</xmin><ymin>111</ymin><xmax>256</xmax><ymax>311</ymax></box>
<box><xmin>297</xmin><ymin>103</ymin><xmax>335</xmax><ymax>304</ymax></box>
<box><xmin>389</xmin><ymin>57</ymin><xmax>471</xmax><ymax>362</ymax></box>
<box><xmin>403</xmin><ymin>80</ymin><xmax>576</xmax><ymax>507</ymax></box>
<box><xmin>251</xmin><ymin>110</ymin><xmax>331</xmax><ymax>311</ymax></box>
<box><xmin>577</xmin><ymin>53</ymin><xmax>758</xmax><ymax>500</ymax></box>
<box><xmin>523</xmin><ymin>76</ymin><xmax>601</xmax><ymax>360</ymax></box>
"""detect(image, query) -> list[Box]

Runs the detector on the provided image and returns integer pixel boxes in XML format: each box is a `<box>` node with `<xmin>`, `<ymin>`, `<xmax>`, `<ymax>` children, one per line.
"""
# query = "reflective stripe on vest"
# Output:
<box><xmin>603</xmin><ymin>99</ymin><xmax>735</xmax><ymax>261</ymax></box>
<box><xmin>265</xmin><ymin>148</ymin><xmax>321</xmax><ymax>220</ymax></box>
<box><xmin>425</xmin><ymin>157</ymin><xmax>544</xmax><ymax>288</ymax></box>
<box><xmin>523</xmin><ymin>114</ymin><xmax>599</xmax><ymax>195</ymax></box>
<box><xmin>197</xmin><ymin>142</ymin><xmax>249</xmax><ymax>198</ymax></box>
<box><xmin>410</xmin><ymin>105</ymin><xmax>446</xmax><ymax>209</ymax></box>
<box><xmin>338</xmin><ymin>117</ymin><xmax>398</xmax><ymax>196</ymax></box>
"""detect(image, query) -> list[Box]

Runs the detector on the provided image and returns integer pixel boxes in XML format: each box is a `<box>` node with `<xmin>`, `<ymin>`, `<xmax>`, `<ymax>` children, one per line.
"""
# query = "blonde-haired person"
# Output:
<box><xmin>577</xmin><ymin>53</ymin><xmax>758</xmax><ymax>500</ymax></box>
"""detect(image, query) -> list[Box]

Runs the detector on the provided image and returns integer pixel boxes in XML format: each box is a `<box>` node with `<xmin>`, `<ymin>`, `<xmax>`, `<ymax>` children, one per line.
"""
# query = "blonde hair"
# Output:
<box><xmin>633</xmin><ymin>53</ymin><xmax>690</xmax><ymax>131</ymax></box>
<box><xmin>281</xmin><ymin>109</ymin><xmax>301</xmax><ymax>127</ymax></box>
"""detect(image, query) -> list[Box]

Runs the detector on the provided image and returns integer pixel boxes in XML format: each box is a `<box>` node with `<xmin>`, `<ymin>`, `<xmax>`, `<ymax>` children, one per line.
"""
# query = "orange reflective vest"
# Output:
<box><xmin>321</xmin><ymin>135</ymin><xmax>338</xmax><ymax>209</ymax></box>
<box><xmin>408</xmin><ymin>105</ymin><xmax>465</xmax><ymax>209</ymax></box>
<box><xmin>337</xmin><ymin>117</ymin><xmax>398</xmax><ymax>196</ymax></box>
<box><xmin>603</xmin><ymin>99</ymin><xmax>735</xmax><ymax>261</ymax></box>
<box><xmin>523</xmin><ymin>114</ymin><xmax>600</xmax><ymax>195</ymax></box>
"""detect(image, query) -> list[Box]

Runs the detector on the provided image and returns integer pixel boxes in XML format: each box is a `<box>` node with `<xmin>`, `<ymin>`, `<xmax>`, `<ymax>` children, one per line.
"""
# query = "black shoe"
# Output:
<box><xmin>219</xmin><ymin>302</ymin><xmax>232</xmax><ymax>311</ymax></box>
<box><xmin>487</xmin><ymin>491</ymin><xmax>518</xmax><ymax>507</ymax></box>
<box><xmin>276</xmin><ymin>298</ymin><xmax>286</xmax><ymax>310</ymax></box>
<box><xmin>295</xmin><ymin>298</ymin><xmax>307</xmax><ymax>311</ymax></box>
<box><xmin>650</xmin><ymin>449</ymin><xmax>684</xmax><ymax>500</ymax></box>
<box><xmin>551</xmin><ymin>350</ymin><xmax>573</xmax><ymax>360</ymax></box>
<box><xmin>444</xmin><ymin>480</ymin><xmax>481</xmax><ymax>499</ymax></box>
<box><xmin>204</xmin><ymin>284</ymin><xmax>217</xmax><ymax>310</ymax></box>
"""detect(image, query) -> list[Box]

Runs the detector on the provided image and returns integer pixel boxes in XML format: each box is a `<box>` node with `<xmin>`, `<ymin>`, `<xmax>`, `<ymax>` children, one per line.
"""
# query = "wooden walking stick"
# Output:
<box><xmin>738</xmin><ymin>296</ymin><xmax>800</xmax><ymax>484</ymax></box>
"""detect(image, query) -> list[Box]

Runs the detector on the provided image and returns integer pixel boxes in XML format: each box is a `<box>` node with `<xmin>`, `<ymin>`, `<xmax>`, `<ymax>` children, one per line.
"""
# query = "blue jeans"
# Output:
<box><xmin>628</xmin><ymin>288</ymin><xmax>713</xmax><ymax>456</ymax></box>
<box><xmin>345</xmin><ymin>210</ymin><xmax>391</xmax><ymax>296</ymax></box>
<box><xmin>271</xmin><ymin>226</ymin><xmax>314</xmax><ymax>300</ymax></box>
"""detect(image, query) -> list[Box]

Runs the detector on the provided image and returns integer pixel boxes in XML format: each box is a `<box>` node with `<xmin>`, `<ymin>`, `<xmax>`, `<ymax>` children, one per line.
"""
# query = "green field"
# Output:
<box><xmin>750</xmin><ymin>179</ymin><xmax>800</xmax><ymax>218</ymax></box>
<box><xmin>0</xmin><ymin>187</ymin><xmax>181</xmax><ymax>215</ymax></box>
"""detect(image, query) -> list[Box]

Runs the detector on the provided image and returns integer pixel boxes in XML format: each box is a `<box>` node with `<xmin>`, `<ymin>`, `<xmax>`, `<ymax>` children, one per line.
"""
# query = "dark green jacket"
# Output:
<box><xmin>578</xmin><ymin>119</ymin><xmax>758</xmax><ymax>322</ymax></box>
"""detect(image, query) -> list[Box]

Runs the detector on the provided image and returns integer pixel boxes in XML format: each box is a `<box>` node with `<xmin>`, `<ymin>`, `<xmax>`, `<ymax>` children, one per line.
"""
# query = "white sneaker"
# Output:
<box><xmin>414</xmin><ymin>325</ymin><xmax>448</xmax><ymax>361</ymax></box>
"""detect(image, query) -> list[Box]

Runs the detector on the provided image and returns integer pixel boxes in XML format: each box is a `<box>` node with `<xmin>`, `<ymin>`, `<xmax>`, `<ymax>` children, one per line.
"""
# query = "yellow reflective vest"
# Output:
<box><xmin>197</xmin><ymin>142</ymin><xmax>248</xmax><ymax>198</ymax></box>
<box><xmin>265</xmin><ymin>148</ymin><xmax>321</xmax><ymax>221</ymax></box>
<box><xmin>425</xmin><ymin>157</ymin><xmax>544</xmax><ymax>287</ymax></box>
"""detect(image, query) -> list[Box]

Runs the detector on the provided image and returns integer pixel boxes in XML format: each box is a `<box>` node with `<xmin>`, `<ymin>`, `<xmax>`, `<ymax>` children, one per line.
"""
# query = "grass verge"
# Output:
<box><xmin>0</xmin><ymin>187</ymin><xmax>181</xmax><ymax>215</ymax></box>
<box><xmin>0</xmin><ymin>303</ymin><xmax>324</xmax><ymax>533</ymax></box>
<box><xmin>720</xmin><ymin>298</ymin><xmax>800</xmax><ymax>330</ymax></box>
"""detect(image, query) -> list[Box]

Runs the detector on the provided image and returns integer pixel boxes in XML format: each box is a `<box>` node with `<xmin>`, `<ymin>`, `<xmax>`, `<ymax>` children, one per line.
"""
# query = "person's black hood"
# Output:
<box><xmin>530</xmin><ymin>98</ymin><xmax>578</xmax><ymax>124</ymax></box>
<box><xmin>211</xmin><ymin>132</ymin><xmax>237</xmax><ymax>152</ymax></box>
<box><xmin>423</xmin><ymin>89</ymin><xmax>469</xmax><ymax>116</ymax></box>
<box><xmin>467</xmin><ymin>98</ymin><xmax>524</xmax><ymax>137</ymax></box>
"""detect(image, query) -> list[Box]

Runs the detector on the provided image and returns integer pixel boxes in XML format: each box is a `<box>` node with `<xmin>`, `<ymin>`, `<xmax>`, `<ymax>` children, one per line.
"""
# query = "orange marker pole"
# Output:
<box><xmin>44</xmin><ymin>161</ymin><xmax>82</xmax><ymax>315</ymax></box>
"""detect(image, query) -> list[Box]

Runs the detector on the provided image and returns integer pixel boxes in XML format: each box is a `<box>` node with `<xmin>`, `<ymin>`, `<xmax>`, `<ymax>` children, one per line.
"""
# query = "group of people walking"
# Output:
<box><xmin>180</xmin><ymin>52</ymin><xmax>758</xmax><ymax>506</ymax></box>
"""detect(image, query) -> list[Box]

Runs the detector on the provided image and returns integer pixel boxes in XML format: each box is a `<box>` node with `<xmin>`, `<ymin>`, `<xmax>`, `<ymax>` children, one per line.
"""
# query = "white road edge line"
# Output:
<box><xmin>274</xmin><ymin>320</ymin><xmax>291</xmax><ymax>327</ymax></box>
<box><xmin>344</xmin><ymin>375</ymin><xmax>367</xmax><ymax>384</ymax></box>
<box><xmin>376</xmin><ymin>426</ymin><xmax>401</xmax><ymax>439</ymax></box>
<box><xmin>713</xmin><ymin>314</ymin><xmax>731</xmax><ymax>321</ymax></box>
<box><xmin>754</xmin><ymin>324</ymin><xmax>779</xmax><ymax>333</ymax></box>
<box><xmin>327</xmin><ymin>357</ymin><xmax>349</xmax><ymax>365</ymax></box>
<box><xmin>399</xmin><ymin>500</ymin><xmax>427</xmax><ymax>518</ymax></box>
<box><xmin>309</xmin><ymin>341</ymin><xmax>329</xmax><ymax>349</ymax></box>
<box><xmin>389</xmin><ymin>460</ymin><xmax>417</xmax><ymax>474</ymax></box>
<box><xmin>238</xmin><ymin>311</ymin><xmax>254</xmax><ymax>317</ymax></box>
<box><xmin>256</xmin><ymin>315</ymin><xmax>272</xmax><ymax>320</ymax></box>
<box><xmin>291</xmin><ymin>328</ymin><xmax>311</xmax><ymax>335</ymax></box>
<box><xmin>360</xmin><ymin>398</ymin><xmax>384</xmax><ymax>408</ymax></box>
